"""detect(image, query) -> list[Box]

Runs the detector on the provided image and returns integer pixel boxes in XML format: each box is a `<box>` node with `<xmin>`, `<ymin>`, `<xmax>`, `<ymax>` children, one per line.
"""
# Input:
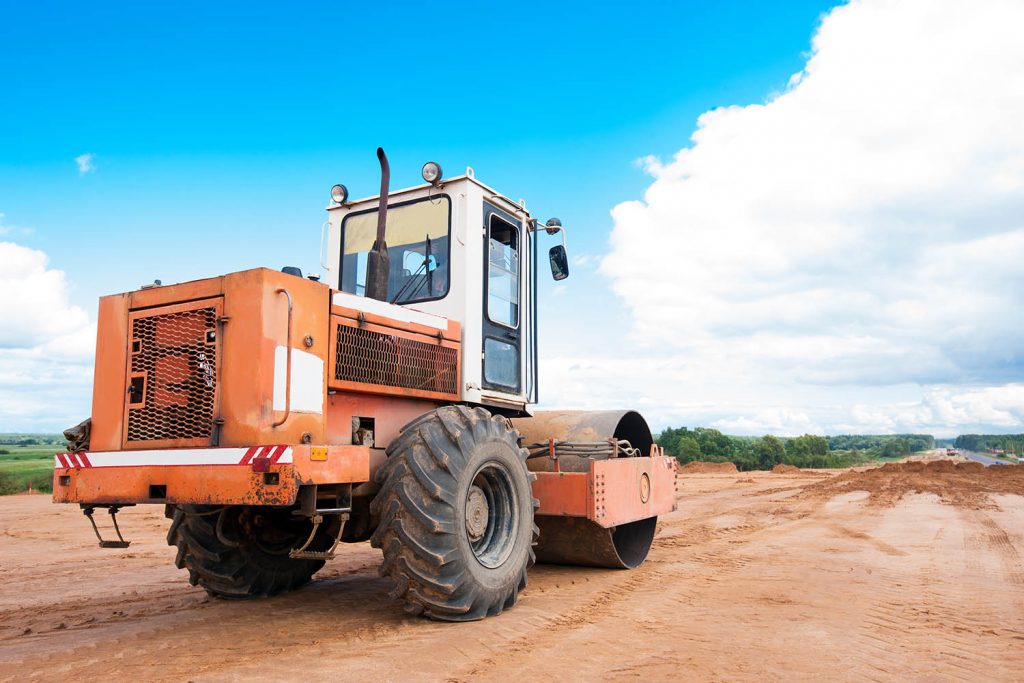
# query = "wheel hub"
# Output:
<box><xmin>465</xmin><ymin>485</ymin><xmax>489</xmax><ymax>541</ymax></box>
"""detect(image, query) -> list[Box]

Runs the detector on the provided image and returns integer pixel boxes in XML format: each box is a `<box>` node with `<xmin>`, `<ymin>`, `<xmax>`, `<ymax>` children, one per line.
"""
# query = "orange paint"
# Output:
<box><xmin>533</xmin><ymin>455</ymin><xmax>677</xmax><ymax>528</ymax></box>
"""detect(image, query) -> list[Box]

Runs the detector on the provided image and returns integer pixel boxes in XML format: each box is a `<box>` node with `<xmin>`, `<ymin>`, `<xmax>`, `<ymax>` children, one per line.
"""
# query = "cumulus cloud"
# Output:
<box><xmin>0</xmin><ymin>242</ymin><xmax>95</xmax><ymax>431</ymax></box>
<box><xmin>593</xmin><ymin>0</ymin><xmax>1024</xmax><ymax>435</ymax></box>
<box><xmin>75</xmin><ymin>153</ymin><xmax>96</xmax><ymax>174</ymax></box>
<box><xmin>0</xmin><ymin>243</ymin><xmax>92</xmax><ymax>349</ymax></box>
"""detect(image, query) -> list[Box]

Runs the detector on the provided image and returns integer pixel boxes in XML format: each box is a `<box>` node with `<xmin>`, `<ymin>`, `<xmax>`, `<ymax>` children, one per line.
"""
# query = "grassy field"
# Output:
<box><xmin>0</xmin><ymin>445</ymin><xmax>59</xmax><ymax>494</ymax></box>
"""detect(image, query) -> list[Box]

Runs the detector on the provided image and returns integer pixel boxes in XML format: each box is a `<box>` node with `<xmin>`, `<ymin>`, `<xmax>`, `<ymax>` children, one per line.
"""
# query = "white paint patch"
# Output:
<box><xmin>332</xmin><ymin>290</ymin><xmax>448</xmax><ymax>330</ymax></box>
<box><xmin>273</xmin><ymin>346</ymin><xmax>324</xmax><ymax>413</ymax></box>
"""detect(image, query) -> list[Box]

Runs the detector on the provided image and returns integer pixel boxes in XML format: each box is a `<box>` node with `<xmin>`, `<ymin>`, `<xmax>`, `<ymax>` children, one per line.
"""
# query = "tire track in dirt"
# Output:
<box><xmin>972</xmin><ymin>511</ymin><xmax>1024</xmax><ymax>586</ymax></box>
<box><xmin>450</xmin><ymin>493</ymin><xmax>786</xmax><ymax>681</ymax></box>
<box><xmin>845</xmin><ymin>501</ymin><xmax>1023</xmax><ymax>682</ymax></box>
<box><xmin>3</xmin><ymin>468</ymin><xmax>1023</xmax><ymax>682</ymax></box>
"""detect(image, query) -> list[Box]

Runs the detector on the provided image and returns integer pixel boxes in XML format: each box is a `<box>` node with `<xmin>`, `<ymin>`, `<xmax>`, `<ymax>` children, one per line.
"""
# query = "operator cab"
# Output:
<box><xmin>322</xmin><ymin>161</ymin><xmax>568</xmax><ymax>416</ymax></box>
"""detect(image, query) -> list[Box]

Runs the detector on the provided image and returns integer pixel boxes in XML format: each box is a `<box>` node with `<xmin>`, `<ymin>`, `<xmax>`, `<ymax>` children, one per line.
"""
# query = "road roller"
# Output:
<box><xmin>53</xmin><ymin>150</ymin><xmax>677</xmax><ymax>621</ymax></box>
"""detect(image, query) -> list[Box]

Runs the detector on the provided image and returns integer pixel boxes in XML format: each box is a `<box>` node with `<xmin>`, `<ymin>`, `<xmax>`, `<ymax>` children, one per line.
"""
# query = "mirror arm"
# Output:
<box><xmin>528</xmin><ymin>219</ymin><xmax>568</xmax><ymax>251</ymax></box>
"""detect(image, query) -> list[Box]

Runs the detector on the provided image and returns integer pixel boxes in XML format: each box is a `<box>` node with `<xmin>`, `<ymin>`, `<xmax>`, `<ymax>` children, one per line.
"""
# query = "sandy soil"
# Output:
<box><xmin>1</xmin><ymin>460</ymin><xmax>1022</xmax><ymax>682</ymax></box>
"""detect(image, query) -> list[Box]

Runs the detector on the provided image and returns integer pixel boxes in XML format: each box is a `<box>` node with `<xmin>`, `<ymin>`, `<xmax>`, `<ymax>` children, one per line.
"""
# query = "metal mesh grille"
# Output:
<box><xmin>335</xmin><ymin>324</ymin><xmax>458</xmax><ymax>396</ymax></box>
<box><xmin>127</xmin><ymin>307</ymin><xmax>217</xmax><ymax>442</ymax></box>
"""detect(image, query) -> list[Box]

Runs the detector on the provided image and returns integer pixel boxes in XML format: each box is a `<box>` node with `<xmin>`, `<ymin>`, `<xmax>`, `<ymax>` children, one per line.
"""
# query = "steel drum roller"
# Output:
<box><xmin>512</xmin><ymin>410</ymin><xmax>660</xmax><ymax>569</ymax></box>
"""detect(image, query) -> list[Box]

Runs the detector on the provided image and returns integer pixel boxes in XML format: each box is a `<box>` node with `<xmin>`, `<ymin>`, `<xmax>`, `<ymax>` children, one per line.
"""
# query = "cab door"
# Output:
<box><xmin>481</xmin><ymin>203</ymin><xmax>522</xmax><ymax>395</ymax></box>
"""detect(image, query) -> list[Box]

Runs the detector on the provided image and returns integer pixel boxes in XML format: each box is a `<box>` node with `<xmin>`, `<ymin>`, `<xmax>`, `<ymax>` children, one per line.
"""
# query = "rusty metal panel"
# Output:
<box><xmin>54</xmin><ymin>463</ymin><xmax>299</xmax><ymax>506</ymax></box>
<box><xmin>128</xmin><ymin>275</ymin><xmax>224</xmax><ymax>310</ymax></box>
<box><xmin>590</xmin><ymin>456</ymin><xmax>677</xmax><ymax>528</ymax></box>
<box><xmin>123</xmin><ymin>298</ymin><xmax>222</xmax><ymax>448</ymax></box>
<box><xmin>532</xmin><ymin>455</ymin><xmax>677</xmax><ymax>528</ymax></box>
<box><xmin>329</xmin><ymin>316</ymin><xmax>460</xmax><ymax>401</ymax></box>
<box><xmin>53</xmin><ymin>444</ymin><xmax>373</xmax><ymax>506</ymax></box>
<box><xmin>532</xmin><ymin>471</ymin><xmax>589</xmax><ymax>517</ymax></box>
<box><xmin>292</xmin><ymin>444</ymin><xmax>371</xmax><ymax>484</ymax></box>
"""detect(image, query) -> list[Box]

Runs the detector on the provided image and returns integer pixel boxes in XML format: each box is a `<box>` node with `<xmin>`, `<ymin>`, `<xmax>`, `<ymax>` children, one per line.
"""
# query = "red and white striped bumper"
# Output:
<box><xmin>55</xmin><ymin>445</ymin><xmax>293</xmax><ymax>470</ymax></box>
<box><xmin>52</xmin><ymin>444</ymin><xmax>370</xmax><ymax>507</ymax></box>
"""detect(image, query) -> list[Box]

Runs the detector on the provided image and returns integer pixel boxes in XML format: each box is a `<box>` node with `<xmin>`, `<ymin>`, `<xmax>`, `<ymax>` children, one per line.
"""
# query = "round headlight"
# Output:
<box><xmin>330</xmin><ymin>183</ymin><xmax>348</xmax><ymax>205</ymax></box>
<box><xmin>421</xmin><ymin>161</ymin><xmax>443</xmax><ymax>185</ymax></box>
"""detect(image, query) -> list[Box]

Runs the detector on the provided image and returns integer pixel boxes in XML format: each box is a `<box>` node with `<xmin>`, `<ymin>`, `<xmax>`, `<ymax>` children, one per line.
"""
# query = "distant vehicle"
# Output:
<box><xmin>946</xmin><ymin>448</ymin><xmax>957</xmax><ymax>456</ymax></box>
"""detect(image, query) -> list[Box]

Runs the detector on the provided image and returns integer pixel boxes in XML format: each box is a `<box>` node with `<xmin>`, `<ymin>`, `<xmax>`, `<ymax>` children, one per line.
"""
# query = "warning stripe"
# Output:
<box><xmin>238</xmin><ymin>447</ymin><xmax>259</xmax><ymax>465</ymax></box>
<box><xmin>54</xmin><ymin>446</ymin><xmax>293</xmax><ymax>469</ymax></box>
<box><xmin>250</xmin><ymin>445</ymin><xmax>286</xmax><ymax>470</ymax></box>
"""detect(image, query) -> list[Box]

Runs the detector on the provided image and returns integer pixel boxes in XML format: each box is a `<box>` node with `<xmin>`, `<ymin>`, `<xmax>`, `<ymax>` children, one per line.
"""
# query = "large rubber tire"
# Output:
<box><xmin>165</xmin><ymin>504</ymin><xmax>332</xmax><ymax>598</ymax></box>
<box><xmin>370</xmin><ymin>406</ymin><xmax>538</xmax><ymax>621</ymax></box>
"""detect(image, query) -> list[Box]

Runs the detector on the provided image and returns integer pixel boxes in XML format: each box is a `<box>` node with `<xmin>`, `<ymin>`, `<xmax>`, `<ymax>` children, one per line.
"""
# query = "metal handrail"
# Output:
<box><xmin>272</xmin><ymin>288</ymin><xmax>293</xmax><ymax>428</ymax></box>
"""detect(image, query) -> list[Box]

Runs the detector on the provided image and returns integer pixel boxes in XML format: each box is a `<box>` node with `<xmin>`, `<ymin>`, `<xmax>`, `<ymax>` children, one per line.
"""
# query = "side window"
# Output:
<box><xmin>487</xmin><ymin>216</ymin><xmax>519</xmax><ymax>327</ymax></box>
<box><xmin>483</xmin><ymin>338</ymin><xmax>518</xmax><ymax>387</ymax></box>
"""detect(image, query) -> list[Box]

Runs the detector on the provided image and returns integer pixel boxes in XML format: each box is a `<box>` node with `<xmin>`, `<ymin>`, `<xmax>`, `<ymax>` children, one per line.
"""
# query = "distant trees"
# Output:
<box><xmin>0</xmin><ymin>435</ymin><xmax>65</xmax><ymax>446</ymax></box>
<box><xmin>785</xmin><ymin>435</ymin><xmax>828</xmax><ymax>459</ymax></box>
<box><xmin>754</xmin><ymin>436</ymin><xmax>785</xmax><ymax>469</ymax></box>
<box><xmin>656</xmin><ymin>427</ymin><xmax>938</xmax><ymax>470</ymax></box>
<box><xmin>826</xmin><ymin>434</ymin><xmax>934</xmax><ymax>452</ymax></box>
<box><xmin>658</xmin><ymin>427</ymin><xmax>733</xmax><ymax>463</ymax></box>
<box><xmin>954</xmin><ymin>434</ymin><xmax>1024</xmax><ymax>454</ymax></box>
<box><xmin>676</xmin><ymin>436</ymin><xmax>701</xmax><ymax>460</ymax></box>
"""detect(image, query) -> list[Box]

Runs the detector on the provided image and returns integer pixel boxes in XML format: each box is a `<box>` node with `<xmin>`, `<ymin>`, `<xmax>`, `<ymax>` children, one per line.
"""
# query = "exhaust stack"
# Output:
<box><xmin>365</xmin><ymin>147</ymin><xmax>390</xmax><ymax>301</ymax></box>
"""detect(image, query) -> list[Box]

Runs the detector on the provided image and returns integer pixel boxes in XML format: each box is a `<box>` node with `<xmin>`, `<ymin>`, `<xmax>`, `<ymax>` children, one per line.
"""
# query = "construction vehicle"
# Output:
<box><xmin>54</xmin><ymin>149</ymin><xmax>677</xmax><ymax>621</ymax></box>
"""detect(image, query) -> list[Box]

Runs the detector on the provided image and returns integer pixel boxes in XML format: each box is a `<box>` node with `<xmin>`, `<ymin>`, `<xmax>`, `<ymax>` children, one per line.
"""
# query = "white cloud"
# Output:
<box><xmin>0</xmin><ymin>242</ymin><xmax>95</xmax><ymax>431</ymax></box>
<box><xmin>570</xmin><ymin>253</ymin><xmax>599</xmax><ymax>269</ymax></box>
<box><xmin>0</xmin><ymin>213</ymin><xmax>33</xmax><ymax>237</ymax></box>
<box><xmin>0</xmin><ymin>242</ymin><xmax>92</xmax><ymax>349</ymax></box>
<box><xmin>587</xmin><ymin>0</ymin><xmax>1024</xmax><ymax>435</ymax></box>
<box><xmin>75</xmin><ymin>153</ymin><xmax>96</xmax><ymax>174</ymax></box>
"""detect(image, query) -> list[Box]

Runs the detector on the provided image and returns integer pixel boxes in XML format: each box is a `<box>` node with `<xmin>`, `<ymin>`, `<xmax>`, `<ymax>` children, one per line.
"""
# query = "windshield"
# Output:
<box><xmin>339</xmin><ymin>195</ymin><xmax>451</xmax><ymax>304</ymax></box>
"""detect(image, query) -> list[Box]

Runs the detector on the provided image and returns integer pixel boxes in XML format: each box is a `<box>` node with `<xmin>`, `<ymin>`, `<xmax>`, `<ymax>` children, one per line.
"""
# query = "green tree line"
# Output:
<box><xmin>954</xmin><ymin>434</ymin><xmax>1024</xmax><ymax>454</ymax></box>
<box><xmin>657</xmin><ymin>427</ymin><xmax>934</xmax><ymax>471</ymax></box>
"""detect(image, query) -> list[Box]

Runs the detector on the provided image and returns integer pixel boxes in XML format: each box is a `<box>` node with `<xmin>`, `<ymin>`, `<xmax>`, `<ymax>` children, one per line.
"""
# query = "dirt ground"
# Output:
<box><xmin>1</xmin><ymin>458</ymin><xmax>1022</xmax><ymax>682</ymax></box>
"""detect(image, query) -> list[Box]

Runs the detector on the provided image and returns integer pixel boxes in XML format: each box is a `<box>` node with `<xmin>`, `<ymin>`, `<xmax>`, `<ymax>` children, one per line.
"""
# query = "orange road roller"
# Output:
<box><xmin>54</xmin><ymin>150</ymin><xmax>677</xmax><ymax>621</ymax></box>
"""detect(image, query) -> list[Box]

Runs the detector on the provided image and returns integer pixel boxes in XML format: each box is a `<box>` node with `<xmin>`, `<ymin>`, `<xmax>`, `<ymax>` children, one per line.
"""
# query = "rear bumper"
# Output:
<box><xmin>52</xmin><ymin>444</ymin><xmax>371</xmax><ymax>506</ymax></box>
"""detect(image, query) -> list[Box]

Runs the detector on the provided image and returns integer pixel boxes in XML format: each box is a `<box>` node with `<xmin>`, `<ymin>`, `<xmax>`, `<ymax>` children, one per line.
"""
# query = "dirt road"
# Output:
<box><xmin>1</xmin><ymin>462</ymin><xmax>1022</xmax><ymax>682</ymax></box>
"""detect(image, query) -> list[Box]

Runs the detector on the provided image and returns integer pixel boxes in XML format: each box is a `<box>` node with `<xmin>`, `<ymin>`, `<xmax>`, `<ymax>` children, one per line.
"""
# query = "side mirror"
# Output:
<box><xmin>548</xmin><ymin>245</ymin><xmax>569</xmax><ymax>281</ymax></box>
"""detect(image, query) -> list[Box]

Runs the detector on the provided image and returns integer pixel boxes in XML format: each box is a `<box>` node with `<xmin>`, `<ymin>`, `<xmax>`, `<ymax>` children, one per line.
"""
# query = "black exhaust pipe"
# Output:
<box><xmin>365</xmin><ymin>147</ymin><xmax>390</xmax><ymax>301</ymax></box>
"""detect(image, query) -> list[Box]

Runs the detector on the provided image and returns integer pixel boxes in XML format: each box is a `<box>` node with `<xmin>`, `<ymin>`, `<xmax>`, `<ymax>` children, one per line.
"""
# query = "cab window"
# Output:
<box><xmin>339</xmin><ymin>195</ymin><xmax>451</xmax><ymax>303</ymax></box>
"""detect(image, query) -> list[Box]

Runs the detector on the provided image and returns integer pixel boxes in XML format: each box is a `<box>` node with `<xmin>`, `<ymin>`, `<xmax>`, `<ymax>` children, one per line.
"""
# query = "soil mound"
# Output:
<box><xmin>806</xmin><ymin>460</ymin><xmax>1024</xmax><ymax>508</ymax></box>
<box><xmin>679</xmin><ymin>461</ymin><xmax>739</xmax><ymax>474</ymax></box>
<box><xmin>771</xmin><ymin>464</ymin><xmax>803</xmax><ymax>474</ymax></box>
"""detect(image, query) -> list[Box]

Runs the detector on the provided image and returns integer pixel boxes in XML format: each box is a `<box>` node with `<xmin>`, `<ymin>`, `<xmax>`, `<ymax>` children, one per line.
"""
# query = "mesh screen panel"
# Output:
<box><xmin>127</xmin><ymin>306</ymin><xmax>217</xmax><ymax>442</ymax></box>
<box><xmin>335</xmin><ymin>324</ymin><xmax>458</xmax><ymax>396</ymax></box>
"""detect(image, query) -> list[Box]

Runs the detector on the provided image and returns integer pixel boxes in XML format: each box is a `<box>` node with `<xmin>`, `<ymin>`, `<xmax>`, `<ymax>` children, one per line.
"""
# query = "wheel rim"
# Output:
<box><xmin>466</xmin><ymin>461</ymin><xmax>519</xmax><ymax>568</ymax></box>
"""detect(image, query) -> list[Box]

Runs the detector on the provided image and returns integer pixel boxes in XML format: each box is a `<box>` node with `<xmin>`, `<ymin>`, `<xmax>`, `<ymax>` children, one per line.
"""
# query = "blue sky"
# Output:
<box><xmin>3</xmin><ymin>0</ymin><xmax>1023</xmax><ymax>437</ymax></box>
<box><xmin>1</xmin><ymin>0</ymin><xmax>833</xmax><ymax>303</ymax></box>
